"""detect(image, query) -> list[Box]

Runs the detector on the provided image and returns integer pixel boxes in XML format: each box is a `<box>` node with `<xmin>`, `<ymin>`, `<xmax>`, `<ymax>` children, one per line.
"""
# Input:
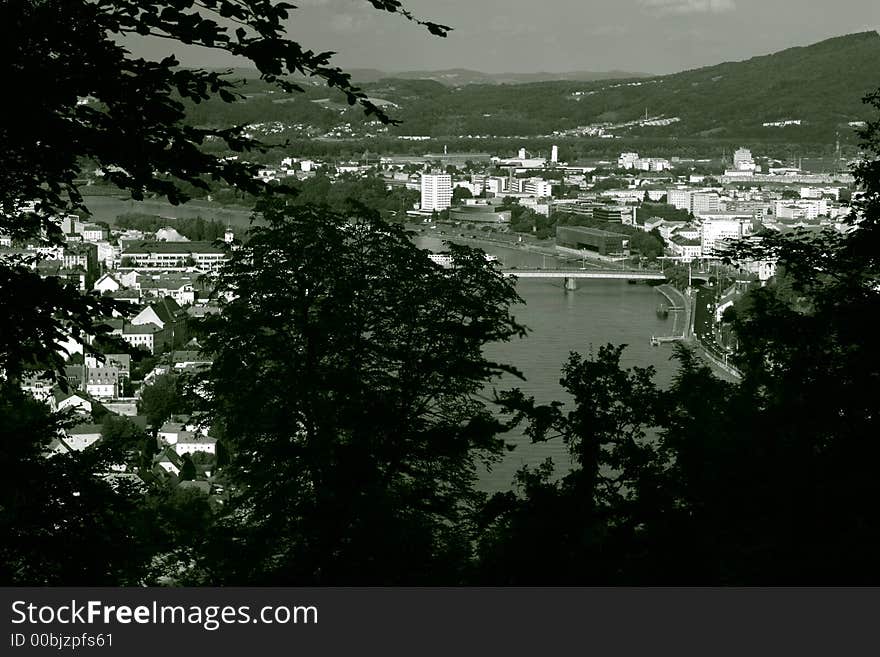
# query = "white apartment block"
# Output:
<box><xmin>666</xmin><ymin>189</ymin><xmax>692</xmax><ymax>211</ymax></box>
<box><xmin>692</xmin><ymin>192</ymin><xmax>721</xmax><ymax>216</ymax></box>
<box><xmin>773</xmin><ymin>199</ymin><xmax>828</xmax><ymax>220</ymax></box>
<box><xmin>420</xmin><ymin>174</ymin><xmax>453</xmax><ymax>211</ymax></box>
<box><xmin>618</xmin><ymin>152</ymin><xmax>640</xmax><ymax>169</ymax></box>
<box><xmin>523</xmin><ymin>178</ymin><xmax>553</xmax><ymax>197</ymax></box>
<box><xmin>699</xmin><ymin>216</ymin><xmax>754</xmax><ymax>256</ymax></box>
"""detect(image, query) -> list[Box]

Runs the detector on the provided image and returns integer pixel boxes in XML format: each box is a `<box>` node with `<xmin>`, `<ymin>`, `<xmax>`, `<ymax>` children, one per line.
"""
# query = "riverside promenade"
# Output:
<box><xmin>652</xmin><ymin>284</ymin><xmax>691</xmax><ymax>344</ymax></box>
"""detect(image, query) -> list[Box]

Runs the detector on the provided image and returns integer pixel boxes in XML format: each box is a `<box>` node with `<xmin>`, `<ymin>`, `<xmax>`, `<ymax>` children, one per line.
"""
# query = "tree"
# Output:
<box><xmin>101</xmin><ymin>414</ymin><xmax>146</xmax><ymax>457</ymax></box>
<box><xmin>479</xmin><ymin>345</ymin><xmax>665</xmax><ymax>584</ymax></box>
<box><xmin>0</xmin><ymin>382</ymin><xmax>153</xmax><ymax>584</ymax></box>
<box><xmin>179</xmin><ymin>454</ymin><xmax>196</xmax><ymax>482</ymax></box>
<box><xmin>1</xmin><ymin>0</ymin><xmax>455</xmax><ymax>587</ymax></box>
<box><xmin>139</xmin><ymin>374</ymin><xmax>185</xmax><ymax>428</ymax></box>
<box><xmin>192</xmin><ymin>198</ymin><xmax>526</xmax><ymax>584</ymax></box>
<box><xmin>452</xmin><ymin>186</ymin><xmax>473</xmax><ymax>205</ymax></box>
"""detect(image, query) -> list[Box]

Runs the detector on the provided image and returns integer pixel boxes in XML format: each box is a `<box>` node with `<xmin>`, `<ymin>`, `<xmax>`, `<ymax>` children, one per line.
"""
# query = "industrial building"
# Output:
<box><xmin>556</xmin><ymin>225</ymin><xmax>630</xmax><ymax>257</ymax></box>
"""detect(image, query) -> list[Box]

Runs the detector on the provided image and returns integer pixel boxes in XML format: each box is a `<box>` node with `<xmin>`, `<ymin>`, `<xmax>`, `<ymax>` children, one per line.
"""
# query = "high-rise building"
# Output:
<box><xmin>733</xmin><ymin>147</ymin><xmax>756</xmax><ymax>171</ymax></box>
<box><xmin>420</xmin><ymin>174</ymin><xmax>453</xmax><ymax>211</ymax></box>
<box><xmin>551</xmin><ymin>145</ymin><xmax>559</xmax><ymax>164</ymax></box>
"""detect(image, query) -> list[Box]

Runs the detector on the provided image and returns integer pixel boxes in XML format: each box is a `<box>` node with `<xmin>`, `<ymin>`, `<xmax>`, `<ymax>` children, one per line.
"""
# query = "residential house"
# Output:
<box><xmin>85</xmin><ymin>366</ymin><xmax>119</xmax><ymax>399</ymax></box>
<box><xmin>51</xmin><ymin>389</ymin><xmax>93</xmax><ymax>415</ymax></box>
<box><xmin>121</xmin><ymin>322</ymin><xmax>165</xmax><ymax>354</ymax></box>
<box><xmin>64</xmin><ymin>423</ymin><xmax>103</xmax><ymax>451</ymax></box>
<box><xmin>93</xmin><ymin>273</ymin><xmax>122</xmax><ymax>294</ymax></box>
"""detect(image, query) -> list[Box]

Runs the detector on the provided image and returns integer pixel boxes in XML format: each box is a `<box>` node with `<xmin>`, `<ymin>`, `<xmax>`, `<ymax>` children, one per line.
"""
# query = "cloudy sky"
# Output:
<box><xmin>130</xmin><ymin>0</ymin><xmax>880</xmax><ymax>75</ymax></box>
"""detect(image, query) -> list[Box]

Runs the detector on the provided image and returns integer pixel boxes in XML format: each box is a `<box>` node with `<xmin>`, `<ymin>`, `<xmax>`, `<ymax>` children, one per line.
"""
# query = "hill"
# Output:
<box><xmin>371</xmin><ymin>31</ymin><xmax>880</xmax><ymax>140</ymax></box>
<box><xmin>344</xmin><ymin>68</ymin><xmax>648</xmax><ymax>86</ymax></box>
<box><xmin>190</xmin><ymin>32</ymin><xmax>880</xmax><ymax>143</ymax></box>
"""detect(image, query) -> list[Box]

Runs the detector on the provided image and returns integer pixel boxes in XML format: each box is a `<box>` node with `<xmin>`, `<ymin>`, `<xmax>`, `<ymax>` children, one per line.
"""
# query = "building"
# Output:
<box><xmin>62</xmin><ymin>242</ymin><xmax>98</xmax><ymax>281</ymax></box>
<box><xmin>85</xmin><ymin>366</ymin><xmax>119</xmax><ymax>399</ymax></box>
<box><xmin>699</xmin><ymin>216</ymin><xmax>754</xmax><ymax>256</ymax></box>
<box><xmin>93</xmin><ymin>273</ymin><xmax>121</xmax><ymax>294</ymax></box>
<box><xmin>666</xmin><ymin>189</ymin><xmax>692</xmax><ymax>212</ymax></box>
<box><xmin>121</xmin><ymin>323</ymin><xmax>166</xmax><ymax>354</ymax></box>
<box><xmin>120</xmin><ymin>241</ymin><xmax>227</xmax><ymax>271</ymax></box>
<box><xmin>773</xmin><ymin>199</ymin><xmax>827</xmax><ymax>220</ymax></box>
<box><xmin>669</xmin><ymin>235</ymin><xmax>702</xmax><ymax>261</ymax></box>
<box><xmin>420</xmin><ymin>174</ymin><xmax>453</xmax><ymax>211</ymax></box>
<box><xmin>523</xmin><ymin>178</ymin><xmax>553</xmax><ymax>197</ymax></box>
<box><xmin>556</xmin><ymin>225</ymin><xmax>630</xmax><ymax>257</ymax></box>
<box><xmin>691</xmin><ymin>192</ymin><xmax>721</xmax><ymax>216</ymax></box>
<box><xmin>733</xmin><ymin>147</ymin><xmax>756</xmax><ymax>171</ymax></box>
<box><xmin>618</xmin><ymin>152</ymin><xmax>639</xmax><ymax>169</ymax></box>
<box><xmin>593</xmin><ymin>206</ymin><xmax>636</xmax><ymax>225</ymax></box>
<box><xmin>81</xmin><ymin>223</ymin><xmax>110</xmax><ymax>242</ymax></box>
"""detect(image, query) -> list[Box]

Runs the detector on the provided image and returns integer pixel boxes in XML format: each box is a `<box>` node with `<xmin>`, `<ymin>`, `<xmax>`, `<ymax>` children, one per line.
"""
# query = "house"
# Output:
<box><xmin>154</xmin><ymin>447</ymin><xmax>183</xmax><ymax>476</ymax></box>
<box><xmin>158</xmin><ymin>420</ymin><xmax>185</xmax><ymax>445</ymax></box>
<box><xmin>85</xmin><ymin>366</ymin><xmax>119</xmax><ymax>399</ymax></box>
<box><xmin>64</xmin><ymin>423</ymin><xmax>103</xmax><ymax>451</ymax></box>
<box><xmin>85</xmin><ymin>353</ymin><xmax>130</xmax><ymax>379</ymax></box>
<box><xmin>51</xmin><ymin>389</ymin><xmax>93</xmax><ymax>415</ymax></box>
<box><xmin>21</xmin><ymin>374</ymin><xmax>55</xmax><ymax>402</ymax></box>
<box><xmin>63</xmin><ymin>365</ymin><xmax>86</xmax><ymax>391</ymax></box>
<box><xmin>178</xmin><ymin>480</ymin><xmax>211</xmax><ymax>494</ymax></box>
<box><xmin>93</xmin><ymin>272</ymin><xmax>121</xmax><ymax>293</ymax></box>
<box><xmin>107</xmin><ymin>288</ymin><xmax>142</xmax><ymax>305</ymax></box>
<box><xmin>129</xmin><ymin>296</ymin><xmax>187</xmax><ymax>350</ymax></box>
<box><xmin>45</xmin><ymin>437</ymin><xmax>76</xmax><ymax>457</ymax></box>
<box><xmin>121</xmin><ymin>322</ymin><xmax>165</xmax><ymax>354</ymax></box>
<box><xmin>174</xmin><ymin>431</ymin><xmax>217</xmax><ymax>456</ymax></box>
<box><xmin>118</xmin><ymin>270</ymin><xmax>143</xmax><ymax>288</ymax></box>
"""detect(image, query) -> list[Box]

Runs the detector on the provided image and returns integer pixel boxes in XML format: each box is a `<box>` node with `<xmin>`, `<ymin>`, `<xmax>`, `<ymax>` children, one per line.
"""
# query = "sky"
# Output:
<box><xmin>127</xmin><ymin>0</ymin><xmax>880</xmax><ymax>76</ymax></box>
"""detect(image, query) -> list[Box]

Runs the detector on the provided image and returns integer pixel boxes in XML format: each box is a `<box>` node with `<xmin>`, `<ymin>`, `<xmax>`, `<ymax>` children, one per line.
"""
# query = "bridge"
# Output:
<box><xmin>501</xmin><ymin>269</ymin><xmax>667</xmax><ymax>282</ymax></box>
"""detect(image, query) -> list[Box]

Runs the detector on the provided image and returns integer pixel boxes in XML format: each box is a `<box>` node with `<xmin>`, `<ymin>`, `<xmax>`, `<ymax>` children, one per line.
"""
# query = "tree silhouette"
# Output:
<box><xmin>191</xmin><ymin>198</ymin><xmax>525</xmax><ymax>584</ymax></box>
<box><xmin>0</xmin><ymin>0</ymin><xmax>450</xmax><ymax>585</ymax></box>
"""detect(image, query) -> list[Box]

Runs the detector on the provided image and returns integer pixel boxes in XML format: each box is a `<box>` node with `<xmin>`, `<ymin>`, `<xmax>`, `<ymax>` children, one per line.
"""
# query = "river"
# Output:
<box><xmin>86</xmin><ymin>196</ymin><xmax>682</xmax><ymax>490</ymax></box>
<box><xmin>414</xmin><ymin>236</ymin><xmax>681</xmax><ymax>491</ymax></box>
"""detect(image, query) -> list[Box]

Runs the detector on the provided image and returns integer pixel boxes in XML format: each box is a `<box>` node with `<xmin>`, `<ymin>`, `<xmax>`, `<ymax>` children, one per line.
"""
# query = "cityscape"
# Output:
<box><xmin>3</xmin><ymin>0</ymin><xmax>880</xmax><ymax>595</ymax></box>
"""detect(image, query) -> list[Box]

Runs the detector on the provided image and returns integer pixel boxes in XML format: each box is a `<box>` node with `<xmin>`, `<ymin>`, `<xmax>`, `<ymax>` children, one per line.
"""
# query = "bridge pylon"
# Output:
<box><xmin>564</xmin><ymin>276</ymin><xmax>578</xmax><ymax>291</ymax></box>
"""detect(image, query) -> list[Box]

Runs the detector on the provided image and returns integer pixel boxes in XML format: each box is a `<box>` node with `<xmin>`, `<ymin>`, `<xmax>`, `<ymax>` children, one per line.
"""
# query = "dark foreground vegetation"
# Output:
<box><xmin>3</xmin><ymin>0</ymin><xmax>880</xmax><ymax>585</ymax></box>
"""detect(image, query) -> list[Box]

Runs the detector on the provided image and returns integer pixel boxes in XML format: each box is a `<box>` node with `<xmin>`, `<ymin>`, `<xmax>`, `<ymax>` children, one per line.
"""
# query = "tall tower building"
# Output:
<box><xmin>420</xmin><ymin>174</ymin><xmax>453</xmax><ymax>211</ymax></box>
<box><xmin>733</xmin><ymin>147</ymin><xmax>755</xmax><ymax>171</ymax></box>
<box><xmin>551</xmin><ymin>145</ymin><xmax>559</xmax><ymax>164</ymax></box>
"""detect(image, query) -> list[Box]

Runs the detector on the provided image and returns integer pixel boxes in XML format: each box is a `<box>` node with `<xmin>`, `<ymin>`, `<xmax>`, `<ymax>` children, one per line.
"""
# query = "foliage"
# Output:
<box><xmin>139</xmin><ymin>374</ymin><xmax>187</xmax><ymax>428</ymax></box>
<box><xmin>115</xmin><ymin>213</ymin><xmax>228</xmax><ymax>241</ymax></box>
<box><xmin>0</xmin><ymin>382</ymin><xmax>152</xmax><ymax>584</ymax></box>
<box><xmin>636</xmin><ymin>203</ymin><xmax>693</xmax><ymax>224</ymax></box>
<box><xmin>476</xmin><ymin>88</ymin><xmax>880</xmax><ymax>584</ymax></box>
<box><xmin>192</xmin><ymin>198</ymin><xmax>526</xmax><ymax>584</ymax></box>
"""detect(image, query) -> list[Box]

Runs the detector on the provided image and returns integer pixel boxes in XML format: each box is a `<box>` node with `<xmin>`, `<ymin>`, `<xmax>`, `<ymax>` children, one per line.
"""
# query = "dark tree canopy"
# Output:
<box><xmin>192</xmin><ymin>199</ymin><xmax>525</xmax><ymax>584</ymax></box>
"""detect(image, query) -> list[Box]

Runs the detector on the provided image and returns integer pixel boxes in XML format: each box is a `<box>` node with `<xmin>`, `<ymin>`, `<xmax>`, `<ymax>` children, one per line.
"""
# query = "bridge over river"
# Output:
<box><xmin>501</xmin><ymin>269</ymin><xmax>667</xmax><ymax>283</ymax></box>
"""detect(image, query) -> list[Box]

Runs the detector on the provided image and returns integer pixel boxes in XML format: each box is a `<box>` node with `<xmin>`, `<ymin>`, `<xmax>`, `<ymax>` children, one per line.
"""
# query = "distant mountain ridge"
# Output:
<box><xmin>197</xmin><ymin>31</ymin><xmax>880</xmax><ymax>142</ymax></box>
<box><xmin>361</xmin><ymin>31</ymin><xmax>880</xmax><ymax>139</ymax></box>
<box><xmin>344</xmin><ymin>68</ymin><xmax>648</xmax><ymax>86</ymax></box>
